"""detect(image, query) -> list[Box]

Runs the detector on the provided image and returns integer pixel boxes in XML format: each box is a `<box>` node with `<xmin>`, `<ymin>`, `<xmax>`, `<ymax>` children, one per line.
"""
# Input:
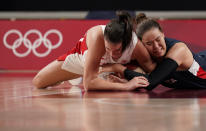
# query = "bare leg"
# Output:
<box><xmin>32</xmin><ymin>60</ymin><xmax>81</xmax><ymax>89</ymax></box>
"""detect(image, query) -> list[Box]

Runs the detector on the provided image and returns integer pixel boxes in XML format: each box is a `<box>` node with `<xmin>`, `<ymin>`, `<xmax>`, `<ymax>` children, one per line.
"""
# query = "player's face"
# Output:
<box><xmin>105</xmin><ymin>40</ymin><xmax>122</xmax><ymax>60</ymax></box>
<box><xmin>141</xmin><ymin>28</ymin><xmax>166</xmax><ymax>59</ymax></box>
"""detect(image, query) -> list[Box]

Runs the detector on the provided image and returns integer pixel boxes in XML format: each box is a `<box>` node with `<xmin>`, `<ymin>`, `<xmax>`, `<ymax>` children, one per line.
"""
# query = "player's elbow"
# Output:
<box><xmin>145</xmin><ymin>61</ymin><xmax>157</xmax><ymax>73</ymax></box>
<box><xmin>83</xmin><ymin>77</ymin><xmax>96</xmax><ymax>91</ymax></box>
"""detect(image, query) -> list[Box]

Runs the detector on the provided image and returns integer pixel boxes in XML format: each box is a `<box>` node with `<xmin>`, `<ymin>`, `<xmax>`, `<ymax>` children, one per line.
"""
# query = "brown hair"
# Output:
<box><xmin>135</xmin><ymin>13</ymin><xmax>162</xmax><ymax>41</ymax></box>
<box><xmin>104</xmin><ymin>10</ymin><xmax>134</xmax><ymax>52</ymax></box>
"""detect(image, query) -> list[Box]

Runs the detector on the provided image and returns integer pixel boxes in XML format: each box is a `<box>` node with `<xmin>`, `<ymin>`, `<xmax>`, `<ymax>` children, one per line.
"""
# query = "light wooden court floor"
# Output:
<box><xmin>0</xmin><ymin>73</ymin><xmax>206</xmax><ymax>131</ymax></box>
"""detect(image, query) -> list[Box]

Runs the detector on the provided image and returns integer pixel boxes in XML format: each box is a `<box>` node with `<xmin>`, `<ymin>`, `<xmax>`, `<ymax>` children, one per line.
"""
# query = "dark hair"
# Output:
<box><xmin>135</xmin><ymin>13</ymin><xmax>162</xmax><ymax>41</ymax></box>
<box><xmin>104</xmin><ymin>10</ymin><xmax>134</xmax><ymax>52</ymax></box>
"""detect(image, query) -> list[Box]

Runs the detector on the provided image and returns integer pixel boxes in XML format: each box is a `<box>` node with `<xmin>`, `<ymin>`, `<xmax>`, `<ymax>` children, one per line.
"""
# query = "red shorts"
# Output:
<box><xmin>57</xmin><ymin>34</ymin><xmax>88</xmax><ymax>61</ymax></box>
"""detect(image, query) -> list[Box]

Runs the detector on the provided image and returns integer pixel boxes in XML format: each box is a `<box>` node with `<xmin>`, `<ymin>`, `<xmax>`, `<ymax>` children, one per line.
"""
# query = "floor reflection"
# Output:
<box><xmin>1</xmin><ymin>75</ymin><xmax>206</xmax><ymax>131</ymax></box>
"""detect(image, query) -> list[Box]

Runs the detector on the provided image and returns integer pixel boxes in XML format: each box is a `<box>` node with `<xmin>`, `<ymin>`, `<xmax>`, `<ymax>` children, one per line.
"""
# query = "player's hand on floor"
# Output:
<box><xmin>125</xmin><ymin>76</ymin><xmax>149</xmax><ymax>91</ymax></box>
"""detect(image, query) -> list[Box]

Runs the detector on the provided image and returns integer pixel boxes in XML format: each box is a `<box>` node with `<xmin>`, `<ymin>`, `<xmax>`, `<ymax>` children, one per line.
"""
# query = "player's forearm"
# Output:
<box><xmin>84</xmin><ymin>77</ymin><xmax>126</xmax><ymax>91</ymax></box>
<box><xmin>124</xmin><ymin>58</ymin><xmax>178</xmax><ymax>90</ymax></box>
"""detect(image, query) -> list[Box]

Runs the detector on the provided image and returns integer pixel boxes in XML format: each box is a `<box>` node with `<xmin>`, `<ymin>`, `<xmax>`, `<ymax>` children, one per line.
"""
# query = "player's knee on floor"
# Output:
<box><xmin>32</xmin><ymin>75</ymin><xmax>47</xmax><ymax>89</ymax></box>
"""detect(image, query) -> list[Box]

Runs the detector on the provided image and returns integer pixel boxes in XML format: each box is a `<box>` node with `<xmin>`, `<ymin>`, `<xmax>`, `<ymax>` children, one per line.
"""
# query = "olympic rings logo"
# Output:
<box><xmin>3</xmin><ymin>29</ymin><xmax>63</xmax><ymax>57</ymax></box>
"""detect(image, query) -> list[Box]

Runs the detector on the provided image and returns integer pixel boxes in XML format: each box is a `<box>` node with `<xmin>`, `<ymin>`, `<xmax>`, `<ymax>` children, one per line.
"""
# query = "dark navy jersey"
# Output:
<box><xmin>162</xmin><ymin>37</ymin><xmax>206</xmax><ymax>89</ymax></box>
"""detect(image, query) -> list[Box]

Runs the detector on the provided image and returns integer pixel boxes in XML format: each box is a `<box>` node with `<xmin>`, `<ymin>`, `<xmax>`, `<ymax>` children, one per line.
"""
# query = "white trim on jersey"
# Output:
<box><xmin>188</xmin><ymin>60</ymin><xmax>200</xmax><ymax>76</ymax></box>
